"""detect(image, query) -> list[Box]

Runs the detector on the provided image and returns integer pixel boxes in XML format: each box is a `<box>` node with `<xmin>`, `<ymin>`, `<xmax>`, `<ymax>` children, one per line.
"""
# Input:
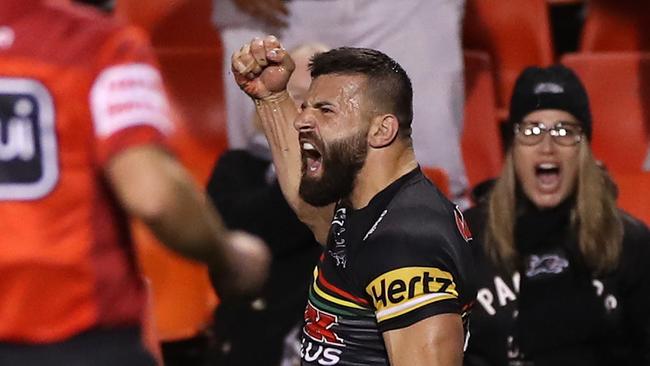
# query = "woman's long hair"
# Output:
<box><xmin>485</xmin><ymin>141</ymin><xmax>623</xmax><ymax>275</ymax></box>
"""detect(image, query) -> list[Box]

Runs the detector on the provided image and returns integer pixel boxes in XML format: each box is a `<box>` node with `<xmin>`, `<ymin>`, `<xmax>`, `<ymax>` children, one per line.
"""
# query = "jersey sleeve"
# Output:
<box><xmin>88</xmin><ymin>26</ymin><xmax>174</xmax><ymax>166</ymax></box>
<box><xmin>358</xmin><ymin>206</ymin><xmax>473</xmax><ymax>333</ymax></box>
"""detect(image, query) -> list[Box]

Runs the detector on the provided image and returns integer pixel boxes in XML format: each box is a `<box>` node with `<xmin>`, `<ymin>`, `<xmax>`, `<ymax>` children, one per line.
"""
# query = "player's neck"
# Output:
<box><xmin>348</xmin><ymin>143</ymin><xmax>417</xmax><ymax>209</ymax></box>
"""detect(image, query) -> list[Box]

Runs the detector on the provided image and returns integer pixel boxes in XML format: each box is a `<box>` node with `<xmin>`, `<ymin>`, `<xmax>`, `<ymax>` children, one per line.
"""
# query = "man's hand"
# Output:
<box><xmin>211</xmin><ymin>230</ymin><xmax>271</xmax><ymax>298</ymax></box>
<box><xmin>233</xmin><ymin>0</ymin><xmax>289</xmax><ymax>27</ymax></box>
<box><xmin>232</xmin><ymin>35</ymin><xmax>295</xmax><ymax>100</ymax></box>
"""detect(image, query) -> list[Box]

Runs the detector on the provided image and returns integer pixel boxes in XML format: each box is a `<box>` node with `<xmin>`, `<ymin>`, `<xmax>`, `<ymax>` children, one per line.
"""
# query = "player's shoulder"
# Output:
<box><xmin>364</xmin><ymin>173</ymin><xmax>472</xmax><ymax>255</ymax></box>
<box><xmin>386</xmin><ymin>174</ymin><xmax>466</xmax><ymax>237</ymax></box>
<box><xmin>620</xmin><ymin>209</ymin><xmax>650</xmax><ymax>239</ymax></box>
<box><xmin>618</xmin><ymin>209</ymin><xmax>650</xmax><ymax>260</ymax></box>
<box><xmin>34</xmin><ymin>2</ymin><xmax>142</xmax><ymax>63</ymax></box>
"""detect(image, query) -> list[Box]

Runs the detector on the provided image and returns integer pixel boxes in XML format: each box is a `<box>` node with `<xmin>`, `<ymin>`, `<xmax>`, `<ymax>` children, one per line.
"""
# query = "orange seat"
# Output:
<box><xmin>149</xmin><ymin>0</ymin><xmax>220</xmax><ymax>48</ymax></box>
<box><xmin>561</xmin><ymin>52</ymin><xmax>650</xmax><ymax>173</ymax></box>
<box><xmin>141</xmin><ymin>278</ymin><xmax>164</xmax><ymax>365</ymax></box>
<box><xmin>463</xmin><ymin>0</ymin><xmax>554</xmax><ymax>116</ymax></box>
<box><xmin>156</xmin><ymin>47</ymin><xmax>229</xmax><ymax>164</ymax></box>
<box><xmin>114</xmin><ymin>0</ymin><xmax>186</xmax><ymax>34</ymax></box>
<box><xmin>580</xmin><ymin>0</ymin><xmax>650</xmax><ymax>52</ymax></box>
<box><xmin>115</xmin><ymin>0</ymin><xmax>218</xmax><ymax>48</ymax></box>
<box><xmin>611</xmin><ymin>172</ymin><xmax>650</xmax><ymax>226</ymax></box>
<box><xmin>422</xmin><ymin>166</ymin><xmax>451</xmax><ymax>198</ymax></box>
<box><xmin>134</xmin><ymin>222</ymin><xmax>218</xmax><ymax>342</ymax></box>
<box><xmin>462</xmin><ymin>50</ymin><xmax>504</xmax><ymax>190</ymax></box>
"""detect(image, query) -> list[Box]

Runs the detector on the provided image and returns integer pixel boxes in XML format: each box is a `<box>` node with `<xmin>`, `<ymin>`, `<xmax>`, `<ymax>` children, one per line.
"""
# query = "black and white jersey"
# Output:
<box><xmin>300</xmin><ymin>168</ymin><xmax>476</xmax><ymax>365</ymax></box>
<box><xmin>463</xmin><ymin>201</ymin><xmax>650</xmax><ymax>366</ymax></box>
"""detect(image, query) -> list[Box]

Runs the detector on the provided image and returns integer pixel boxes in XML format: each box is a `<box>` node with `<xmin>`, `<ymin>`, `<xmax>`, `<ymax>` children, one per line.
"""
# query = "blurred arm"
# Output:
<box><xmin>105</xmin><ymin>145</ymin><xmax>269</xmax><ymax>297</ymax></box>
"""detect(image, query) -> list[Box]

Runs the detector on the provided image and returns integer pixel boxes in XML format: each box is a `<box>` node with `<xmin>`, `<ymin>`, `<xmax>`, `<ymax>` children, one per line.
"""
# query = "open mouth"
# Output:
<box><xmin>301</xmin><ymin>141</ymin><xmax>323</xmax><ymax>177</ymax></box>
<box><xmin>535</xmin><ymin>162</ymin><xmax>561</xmax><ymax>192</ymax></box>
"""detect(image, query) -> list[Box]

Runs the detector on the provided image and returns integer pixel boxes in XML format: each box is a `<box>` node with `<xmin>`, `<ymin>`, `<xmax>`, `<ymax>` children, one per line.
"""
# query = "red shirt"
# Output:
<box><xmin>0</xmin><ymin>0</ymin><xmax>173</xmax><ymax>342</ymax></box>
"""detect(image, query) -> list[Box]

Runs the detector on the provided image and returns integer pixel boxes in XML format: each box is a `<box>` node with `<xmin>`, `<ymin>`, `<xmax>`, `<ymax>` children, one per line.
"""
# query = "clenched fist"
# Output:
<box><xmin>232</xmin><ymin>35</ymin><xmax>295</xmax><ymax>100</ymax></box>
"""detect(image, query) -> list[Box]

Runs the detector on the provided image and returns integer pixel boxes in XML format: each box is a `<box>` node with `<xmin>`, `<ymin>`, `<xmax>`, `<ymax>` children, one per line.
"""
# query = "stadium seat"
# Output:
<box><xmin>141</xmin><ymin>278</ymin><xmax>164</xmax><ymax>365</ymax></box>
<box><xmin>561</xmin><ymin>52</ymin><xmax>650</xmax><ymax>173</ymax></box>
<box><xmin>149</xmin><ymin>0</ymin><xmax>220</xmax><ymax>48</ymax></box>
<box><xmin>114</xmin><ymin>0</ymin><xmax>185</xmax><ymax>34</ymax></box>
<box><xmin>462</xmin><ymin>50</ymin><xmax>504</xmax><ymax>190</ymax></box>
<box><xmin>115</xmin><ymin>0</ymin><xmax>219</xmax><ymax>48</ymax></box>
<box><xmin>463</xmin><ymin>0</ymin><xmax>555</xmax><ymax>117</ymax></box>
<box><xmin>134</xmin><ymin>222</ymin><xmax>218</xmax><ymax>342</ymax></box>
<box><xmin>155</xmin><ymin>47</ymin><xmax>229</xmax><ymax>167</ymax></box>
<box><xmin>580</xmin><ymin>0</ymin><xmax>650</xmax><ymax>52</ymax></box>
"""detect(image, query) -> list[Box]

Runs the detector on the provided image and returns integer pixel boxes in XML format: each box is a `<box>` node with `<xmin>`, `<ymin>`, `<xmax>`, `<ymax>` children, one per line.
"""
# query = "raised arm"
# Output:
<box><xmin>231</xmin><ymin>36</ymin><xmax>333</xmax><ymax>244</ymax></box>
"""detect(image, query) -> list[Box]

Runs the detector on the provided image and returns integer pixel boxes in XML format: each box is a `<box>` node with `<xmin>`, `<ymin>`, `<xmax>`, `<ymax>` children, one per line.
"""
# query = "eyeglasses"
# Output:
<box><xmin>514</xmin><ymin>121</ymin><xmax>583</xmax><ymax>146</ymax></box>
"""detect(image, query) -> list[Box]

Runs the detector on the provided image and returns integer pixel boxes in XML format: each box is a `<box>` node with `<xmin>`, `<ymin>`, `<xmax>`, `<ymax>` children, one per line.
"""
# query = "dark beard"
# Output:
<box><xmin>299</xmin><ymin>130</ymin><xmax>368</xmax><ymax>207</ymax></box>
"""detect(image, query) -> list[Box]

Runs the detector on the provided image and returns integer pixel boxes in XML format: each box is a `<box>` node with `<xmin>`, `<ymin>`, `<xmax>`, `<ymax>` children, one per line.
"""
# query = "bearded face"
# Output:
<box><xmin>298</xmin><ymin>128</ymin><xmax>368</xmax><ymax>206</ymax></box>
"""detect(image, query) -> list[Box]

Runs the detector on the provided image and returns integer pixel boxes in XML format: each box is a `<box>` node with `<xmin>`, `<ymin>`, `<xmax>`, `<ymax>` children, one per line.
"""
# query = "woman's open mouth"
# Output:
<box><xmin>535</xmin><ymin>162</ymin><xmax>561</xmax><ymax>193</ymax></box>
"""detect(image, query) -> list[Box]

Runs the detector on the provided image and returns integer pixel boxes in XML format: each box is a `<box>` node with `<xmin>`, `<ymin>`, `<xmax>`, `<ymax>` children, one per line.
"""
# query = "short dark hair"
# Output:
<box><xmin>309</xmin><ymin>47</ymin><xmax>413</xmax><ymax>138</ymax></box>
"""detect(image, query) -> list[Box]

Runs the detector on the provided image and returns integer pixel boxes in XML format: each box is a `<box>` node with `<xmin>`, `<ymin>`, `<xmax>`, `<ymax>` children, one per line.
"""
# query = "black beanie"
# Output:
<box><xmin>506</xmin><ymin>65</ymin><xmax>592</xmax><ymax>147</ymax></box>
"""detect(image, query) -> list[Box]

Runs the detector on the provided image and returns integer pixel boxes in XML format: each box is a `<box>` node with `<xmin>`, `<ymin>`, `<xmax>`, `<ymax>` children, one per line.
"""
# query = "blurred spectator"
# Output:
<box><xmin>0</xmin><ymin>1</ymin><xmax>268</xmax><ymax>364</ymax></box>
<box><xmin>206</xmin><ymin>43</ymin><xmax>326</xmax><ymax>366</ymax></box>
<box><xmin>463</xmin><ymin>65</ymin><xmax>650</xmax><ymax>366</ymax></box>
<box><xmin>213</xmin><ymin>0</ymin><xmax>469</xmax><ymax>203</ymax></box>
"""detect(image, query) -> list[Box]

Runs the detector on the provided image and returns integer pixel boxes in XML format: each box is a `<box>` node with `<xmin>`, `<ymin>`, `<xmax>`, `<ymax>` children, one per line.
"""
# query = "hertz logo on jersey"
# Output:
<box><xmin>366</xmin><ymin>267</ymin><xmax>458</xmax><ymax>323</ymax></box>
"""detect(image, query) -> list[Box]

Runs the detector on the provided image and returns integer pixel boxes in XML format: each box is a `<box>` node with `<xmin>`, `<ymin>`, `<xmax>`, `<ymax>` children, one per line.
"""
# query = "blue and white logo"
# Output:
<box><xmin>0</xmin><ymin>78</ymin><xmax>58</xmax><ymax>200</ymax></box>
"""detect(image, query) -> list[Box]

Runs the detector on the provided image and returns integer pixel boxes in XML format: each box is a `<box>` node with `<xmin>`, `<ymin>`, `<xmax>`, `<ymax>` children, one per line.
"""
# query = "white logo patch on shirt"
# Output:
<box><xmin>90</xmin><ymin>63</ymin><xmax>172</xmax><ymax>138</ymax></box>
<box><xmin>525</xmin><ymin>254</ymin><xmax>569</xmax><ymax>277</ymax></box>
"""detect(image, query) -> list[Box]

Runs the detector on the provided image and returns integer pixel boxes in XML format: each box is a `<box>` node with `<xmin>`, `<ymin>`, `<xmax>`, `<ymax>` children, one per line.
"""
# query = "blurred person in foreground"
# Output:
<box><xmin>0</xmin><ymin>1</ymin><xmax>268</xmax><ymax>365</ymax></box>
<box><xmin>463</xmin><ymin>65</ymin><xmax>650</xmax><ymax>366</ymax></box>
<box><xmin>231</xmin><ymin>35</ymin><xmax>476</xmax><ymax>366</ymax></box>
<box><xmin>206</xmin><ymin>42</ymin><xmax>327</xmax><ymax>366</ymax></box>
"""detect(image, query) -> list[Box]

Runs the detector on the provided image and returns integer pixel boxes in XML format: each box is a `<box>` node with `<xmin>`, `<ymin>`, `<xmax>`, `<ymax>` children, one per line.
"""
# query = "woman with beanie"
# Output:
<box><xmin>463</xmin><ymin>65</ymin><xmax>650</xmax><ymax>366</ymax></box>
